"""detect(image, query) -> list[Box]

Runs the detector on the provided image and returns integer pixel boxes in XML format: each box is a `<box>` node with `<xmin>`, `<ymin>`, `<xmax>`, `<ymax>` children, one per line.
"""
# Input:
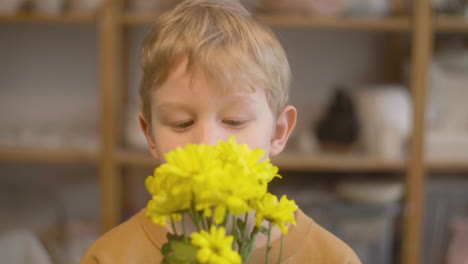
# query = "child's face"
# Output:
<box><xmin>139</xmin><ymin>59</ymin><xmax>296</xmax><ymax>161</ymax></box>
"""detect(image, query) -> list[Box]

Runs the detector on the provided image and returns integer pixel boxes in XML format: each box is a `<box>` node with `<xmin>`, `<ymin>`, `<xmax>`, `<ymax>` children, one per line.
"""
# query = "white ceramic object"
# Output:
<box><xmin>346</xmin><ymin>0</ymin><xmax>390</xmax><ymax>16</ymax></box>
<box><xmin>435</xmin><ymin>49</ymin><xmax>468</xmax><ymax>72</ymax></box>
<box><xmin>32</xmin><ymin>0</ymin><xmax>64</xmax><ymax>15</ymax></box>
<box><xmin>0</xmin><ymin>0</ymin><xmax>24</xmax><ymax>15</ymax></box>
<box><xmin>295</xmin><ymin>130</ymin><xmax>319</xmax><ymax>153</ymax></box>
<box><xmin>261</xmin><ymin>0</ymin><xmax>352</xmax><ymax>15</ymax></box>
<box><xmin>130</xmin><ymin>0</ymin><xmax>180</xmax><ymax>14</ymax></box>
<box><xmin>337</xmin><ymin>181</ymin><xmax>404</xmax><ymax>204</ymax></box>
<box><xmin>311</xmin><ymin>0</ymin><xmax>353</xmax><ymax>15</ymax></box>
<box><xmin>69</xmin><ymin>0</ymin><xmax>101</xmax><ymax>13</ymax></box>
<box><xmin>425</xmin><ymin>131</ymin><xmax>468</xmax><ymax>161</ymax></box>
<box><xmin>432</xmin><ymin>0</ymin><xmax>467</xmax><ymax>12</ymax></box>
<box><xmin>428</xmin><ymin>58</ymin><xmax>468</xmax><ymax>132</ymax></box>
<box><xmin>425</xmin><ymin>49</ymin><xmax>468</xmax><ymax>161</ymax></box>
<box><xmin>432</xmin><ymin>0</ymin><xmax>448</xmax><ymax>11</ymax></box>
<box><xmin>354</xmin><ymin>85</ymin><xmax>412</xmax><ymax>160</ymax></box>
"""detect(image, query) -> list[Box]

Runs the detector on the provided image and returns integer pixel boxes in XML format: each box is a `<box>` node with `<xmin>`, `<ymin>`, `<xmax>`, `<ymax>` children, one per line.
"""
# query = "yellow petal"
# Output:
<box><xmin>197</xmin><ymin>247</ymin><xmax>212</xmax><ymax>263</ymax></box>
<box><xmin>214</xmin><ymin>206</ymin><xmax>227</xmax><ymax>224</ymax></box>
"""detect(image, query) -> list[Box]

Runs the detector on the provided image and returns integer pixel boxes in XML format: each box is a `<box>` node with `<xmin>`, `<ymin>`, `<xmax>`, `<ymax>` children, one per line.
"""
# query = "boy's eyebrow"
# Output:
<box><xmin>224</xmin><ymin>94</ymin><xmax>257</xmax><ymax>105</ymax></box>
<box><xmin>156</xmin><ymin>103</ymin><xmax>192</xmax><ymax>112</ymax></box>
<box><xmin>155</xmin><ymin>94</ymin><xmax>259</xmax><ymax>113</ymax></box>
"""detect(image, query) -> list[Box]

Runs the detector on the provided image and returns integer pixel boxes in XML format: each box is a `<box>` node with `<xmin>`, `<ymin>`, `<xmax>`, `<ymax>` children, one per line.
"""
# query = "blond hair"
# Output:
<box><xmin>139</xmin><ymin>0</ymin><xmax>291</xmax><ymax>124</ymax></box>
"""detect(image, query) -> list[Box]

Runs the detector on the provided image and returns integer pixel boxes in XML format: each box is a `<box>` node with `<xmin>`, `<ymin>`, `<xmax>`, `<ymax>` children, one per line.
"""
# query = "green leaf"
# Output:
<box><xmin>258</xmin><ymin>226</ymin><xmax>269</xmax><ymax>235</ymax></box>
<box><xmin>236</xmin><ymin>218</ymin><xmax>246</xmax><ymax>231</ymax></box>
<box><xmin>241</xmin><ymin>232</ymin><xmax>258</xmax><ymax>263</ymax></box>
<box><xmin>161</xmin><ymin>233</ymin><xmax>184</xmax><ymax>255</ymax></box>
<box><xmin>161</xmin><ymin>237</ymin><xmax>198</xmax><ymax>264</ymax></box>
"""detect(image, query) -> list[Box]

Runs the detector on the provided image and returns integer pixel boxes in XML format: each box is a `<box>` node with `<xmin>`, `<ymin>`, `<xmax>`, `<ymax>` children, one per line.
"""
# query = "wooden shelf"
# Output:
<box><xmin>116</xmin><ymin>149</ymin><xmax>158</xmax><ymax>167</ymax></box>
<box><xmin>0</xmin><ymin>147</ymin><xmax>99</xmax><ymax>164</ymax></box>
<box><xmin>120</xmin><ymin>12</ymin><xmax>161</xmax><ymax>25</ymax></box>
<box><xmin>255</xmin><ymin>14</ymin><xmax>411</xmax><ymax>31</ymax></box>
<box><xmin>435</xmin><ymin>15</ymin><xmax>468</xmax><ymax>33</ymax></box>
<box><xmin>116</xmin><ymin>149</ymin><xmax>407</xmax><ymax>172</ymax></box>
<box><xmin>427</xmin><ymin>159</ymin><xmax>468</xmax><ymax>173</ymax></box>
<box><xmin>0</xmin><ymin>12</ymin><xmax>97</xmax><ymax>24</ymax></box>
<box><xmin>121</xmin><ymin>12</ymin><xmax>411</xmax><ymax>32</ymax></box>
<box><xmin>116</xmin><ymin>150</ymin><xmax>468</xmax><ymax>173</ymax></box>
<box><xmin>272</xmin><ymin>152</ymin><xmax>406</xmax><ymax>172</ymax></box>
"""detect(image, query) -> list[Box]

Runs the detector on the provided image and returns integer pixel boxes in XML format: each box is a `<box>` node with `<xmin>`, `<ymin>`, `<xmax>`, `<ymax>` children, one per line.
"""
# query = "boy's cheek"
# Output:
<box><xmin>235</xmin><ymin>128</ymin><xmax>272</xmax><ymax>155</ymax></box>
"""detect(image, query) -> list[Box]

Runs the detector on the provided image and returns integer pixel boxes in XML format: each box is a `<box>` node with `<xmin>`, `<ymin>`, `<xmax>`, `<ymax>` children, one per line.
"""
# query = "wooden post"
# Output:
<box><xmin>99</xmin><ymin>0</ymin><xmax>123</xmax><ymax>232</ymax></box>
<box><xmin>402</xmin><ymin>0</ymin><xmax>432</xmax><ymax>263</ymax></box>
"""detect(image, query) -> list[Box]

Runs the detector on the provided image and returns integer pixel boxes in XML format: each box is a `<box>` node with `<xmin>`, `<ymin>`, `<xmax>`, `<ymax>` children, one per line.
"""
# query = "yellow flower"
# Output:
<box><xmin>145</xmin><ymin>137</ymin><xmax>284</xmax><ymax>227</ymax></box>
<box><xmin>215</xmin><ymin>137</ymin><xmax>280</xmax><ymax>186</ymax></box>
<box><xmin>145</xmin><ymin>144</ymin><xmax>224</xmax><ymax>226</ymax></box>
<box><xmin>191</xmin><ymin>226</ymin><xmax>241</xmax><ymax>264</ymax></box>
<box><xmin>194</xmin><ymin>137</ymin><xmax>281</xmax><ymax>223</ymax></box>
<box><xmin>145</xmin><ymin>172</ymin><xmax>191</xmax><ymax>226</ymax></box>
<box><xmin>160</xmin><ymin>144</ymin><xmax>222</xmax><ymax>181</ymax></box>
<box><xmin>252</xmin><ymin>193</ymin><xmax>298</xmax><ymax>234</ymax></box>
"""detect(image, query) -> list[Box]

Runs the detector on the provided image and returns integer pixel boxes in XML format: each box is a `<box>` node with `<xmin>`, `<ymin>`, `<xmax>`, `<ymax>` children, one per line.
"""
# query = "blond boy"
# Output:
<box><xmin>81</xmin><ymin>0</ymin><xmax>361</xmax><ymax>263</ymax></box>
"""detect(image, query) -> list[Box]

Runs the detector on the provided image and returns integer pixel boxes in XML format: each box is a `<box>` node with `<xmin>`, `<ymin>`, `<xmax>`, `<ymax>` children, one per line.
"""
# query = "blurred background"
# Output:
<box><xmin>1</xmin><ymin>0</ymin><xmax>468</xmax><ymax>263</ymax></box>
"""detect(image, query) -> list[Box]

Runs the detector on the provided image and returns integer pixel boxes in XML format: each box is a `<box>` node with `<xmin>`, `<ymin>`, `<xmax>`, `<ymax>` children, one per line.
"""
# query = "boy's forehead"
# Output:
<box><xmin>160</xmin><ymin>56</ymin><xmax>258</xmax><ymax>96</ymax></box>
<box><xmin>153</xmin><ymin>68</ymin><xmax>266</xmax><ymax>109</ymax></box>
<box><xmin>167</xmin><ymin>56</ymin><xmax>191</xmax><ymax>79</ymax></box>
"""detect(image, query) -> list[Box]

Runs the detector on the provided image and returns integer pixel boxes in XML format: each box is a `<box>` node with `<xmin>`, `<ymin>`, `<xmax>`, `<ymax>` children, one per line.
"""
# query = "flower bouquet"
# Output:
<box><xmin>145</xmin><ymin>137</ymin><xmax>298</xmax><ymax>264</ymax></box>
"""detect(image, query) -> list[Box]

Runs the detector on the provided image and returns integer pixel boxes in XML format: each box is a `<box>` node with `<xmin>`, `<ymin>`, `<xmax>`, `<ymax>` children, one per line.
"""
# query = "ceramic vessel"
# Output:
<box><xmin>32</xmin><ymin>0</ymin><xmax>64</xmax><ymax>14</ymax></box>
<box><xmin>69</xmin><ymin>0</ymin><xmax>101</xmax><ymax>12</ymax></box>
<box><xmin>130</xmin><ymin>0</ymin><xmax>180</xmax><ymax>14</ymax></box>
<box><xmin>0</xmin><ymin>0</ymin><xmax>24</xmax><ymax>15</ymax></box>
<box><xmin>261</xmin><ymin>0</ymin><xmax>352</xmax><ymax>15</ymax></box>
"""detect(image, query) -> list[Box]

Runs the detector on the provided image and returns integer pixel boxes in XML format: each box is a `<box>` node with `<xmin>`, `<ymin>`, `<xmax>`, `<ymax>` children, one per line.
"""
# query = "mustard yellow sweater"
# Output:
<box><xmin>81</xmin><ymin>209</ymin><xmax>361</xmax><ymax>264</ymax></box>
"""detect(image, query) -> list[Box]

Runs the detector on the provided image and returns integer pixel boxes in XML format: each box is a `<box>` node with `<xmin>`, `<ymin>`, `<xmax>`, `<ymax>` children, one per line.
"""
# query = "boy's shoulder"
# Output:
<box><xmin>249</xmin><ymin>208</ymin><xmax>361</xmax><ymax>264</ymax></box>
<box><xmin>305</xmin><ymin>216</ymin><xmax>361</xmax><ymax>263</ymax></box>
<box><xmin>80</xmin><ymin>209</ymin><xmax>166</xmax><ymax>264</ymax></box>
<box><xmin>293</xmin><ymin>209</ymin><xmax>361</xmax><ymax>263</ymax></box>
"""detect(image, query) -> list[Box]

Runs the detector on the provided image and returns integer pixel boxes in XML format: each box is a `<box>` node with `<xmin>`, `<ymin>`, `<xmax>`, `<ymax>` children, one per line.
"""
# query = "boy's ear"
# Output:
<box><xmin>138</xmin><ymin>112</ymin><xmax>159</xmax><ymax>160</ymax></box>
<box><xmin>270</xmin><ymin>105</ymin><xmax>297</xmax><ymax>157</ymax></box>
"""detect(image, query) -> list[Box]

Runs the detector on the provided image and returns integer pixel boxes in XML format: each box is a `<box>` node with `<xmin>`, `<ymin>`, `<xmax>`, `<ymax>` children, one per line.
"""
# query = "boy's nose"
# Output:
<box><xmin>193</xmin><ymin>122</ymin><xmax>223</xmax><ymax>146</ymax></box>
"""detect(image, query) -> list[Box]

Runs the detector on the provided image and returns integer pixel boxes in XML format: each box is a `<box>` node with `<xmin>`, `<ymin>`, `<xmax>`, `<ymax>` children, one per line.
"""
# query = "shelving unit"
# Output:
<box><xmin>122</xmin><ymin>12</ymin><xmax>411</xmax><ymax>31</ymax></box>
<box><xmin>435</xmin><ymin>15</ymin><xmax>468</xmax><ymax>33</ymax></box>
<box><xmin>0</xmin><ymin>12</ymin><xmax>97</xmax><ymax>24</ymax></box>
<box><xmin>2</xmin><ymin>0</ymin><xmax>468</xmax><ymax>263</ymax></box>
<box><xmin>0</xmin><ymin>148</ymin><xmax>99</xmax><ymax>164</ymax></box>
<box><xmin>117</xmin><ymin>149</ymin><xmax>407</xmax><ymax>172</ymax></box>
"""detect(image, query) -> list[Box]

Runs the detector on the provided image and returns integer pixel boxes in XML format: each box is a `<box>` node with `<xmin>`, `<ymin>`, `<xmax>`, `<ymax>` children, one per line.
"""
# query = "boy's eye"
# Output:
<box><xmin>222</xmin><ymin>120</ymin><xmax>247</xmax><ymax>127</ymax></box>
<box><xmin>173</xmin><ymin>120</ymin><xmax>194</xmax><ymax>129</ymax></box>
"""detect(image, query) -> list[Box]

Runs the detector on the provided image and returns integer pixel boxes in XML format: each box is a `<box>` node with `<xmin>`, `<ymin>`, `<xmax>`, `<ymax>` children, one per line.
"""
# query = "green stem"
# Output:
<box><xmin>200</xmin><ymin>211</ymin><xmax>208</xmax><ymax>230</ymax></box>
<box><xmin>188</xmin><ymin>206</ymin><xmax>201</xmax><ymax>232</ymax></box>
<box><xmin>243</xmin><ymin>212</ymin><xmax>249</xmax><ymax>238</ymax></box>
<box><xmin>170</xmin><ymin>216</ymin><xmax>178</xmax><ymax>236</ymax></box>
<box><xmin>189</xmin><ymin>196</ymin><xmax>202</xmax><ymax>232</ymax></box>
<box><xmin>242</xmin><ymin>227</ymin><xmax>259</xmax><ymax>263</ymax></box>
<box><xmin>266</xmin><ymin>222</ymin><xmax>272</xmax><ymax>264</ymax></box>
<box><xmin>221</xmin><ymin>211</ymin><xmax>230</xmax><ymax>229</ymax></box>
<box><xmin>277</xmin><ymin>233</ymin><xmax>284</xmax><ymax>264</ymax></box>
<box><xmin>207</xmin><ymin>212</ymin><xmax>213</xmax><ymax>227</ymax></box>
<box><xmin>182</xmin><ymin>214</ymin><xmax>188</xmax><ymax>243</ymax></box>
<box><xmin>232</xmin><ymin>215</ymin><xmax>238</xmax><ymax>251</ymax></box>
<box><xmin>239</xmin><ymin>212</ymin><xmax>249</xmax><ymax>252</ymax></box>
